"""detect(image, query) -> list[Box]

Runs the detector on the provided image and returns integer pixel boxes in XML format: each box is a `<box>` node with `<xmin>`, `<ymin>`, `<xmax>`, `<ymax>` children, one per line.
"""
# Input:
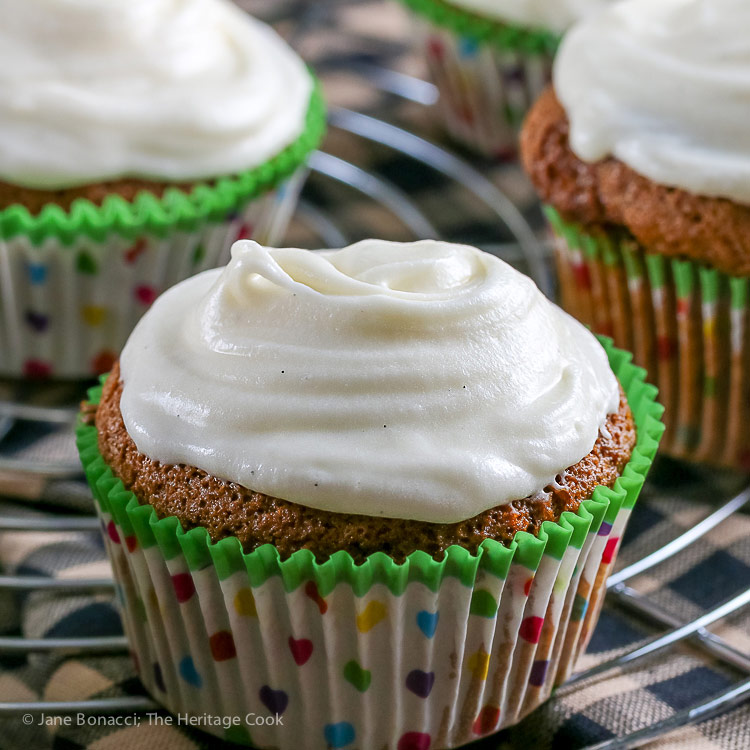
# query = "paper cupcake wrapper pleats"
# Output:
<box><xmin>76</xmin><ymin>338</ymin><xmax>663</xmax><ymax>749</ymax></box>
<box><xmin>0</xmin><ymin>175</ymin><xmax>304</xmax><ymax>378</ymax></box>
<box><xmin>0</xmin><ymin>83</ymin><xmax>325</xmax><ymax>379</ymax></box>
<box><xmin>398</xmin><ymin>0</ymin><xmax>557</xmax><ymax>158</ymax></box>
<box><xmin>547</xmin><ymin>205</ymin><xmax>750</xmax><ymax>468</ymax></box>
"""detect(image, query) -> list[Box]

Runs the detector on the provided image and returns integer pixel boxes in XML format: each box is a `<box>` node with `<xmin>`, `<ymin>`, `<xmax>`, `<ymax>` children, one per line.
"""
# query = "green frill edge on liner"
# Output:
<box><xmin>544</xmin><ymin>204</ymin><xmax>749</xmax><ymax>307</ymax></box>
<box><xmin>398</xmin><ymin>0</ymin><xmax>559</xmax><ymax>55</ymax></box>
<box><xmin>0</xmin><ymin>79</ymin><xmax>326</xmax><ymax>247</ymax></box>
<box><xmin>75</xmin><ymin>338</ymin><xmax>664</xmax><ymax>599</ymax></box>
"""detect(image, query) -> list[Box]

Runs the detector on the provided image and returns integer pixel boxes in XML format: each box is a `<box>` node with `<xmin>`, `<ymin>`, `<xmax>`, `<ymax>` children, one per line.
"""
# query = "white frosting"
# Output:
<box><xmin>119</xmin><ymin>240</ymin><xmax>619</xmax><ymax>524</ymax></box>
<box><xmin>555</xmin><ymin>0</ymin><xmax>750</xmax><ymax>204</ymax></box>
<box><xmin>0</xmin><ymin>0</ymin><xmax>312</xmax><ymax>189</ymax></box>
<box><xmin>444</xmin><ymin>0</ymin><xmax>611</xmax><ymax>34</ymax></box>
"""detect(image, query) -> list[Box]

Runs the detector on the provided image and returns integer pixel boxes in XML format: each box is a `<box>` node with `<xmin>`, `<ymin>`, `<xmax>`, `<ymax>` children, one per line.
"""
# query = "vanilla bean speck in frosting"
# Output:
<box><xmin>119</xmin><ymin>240</ymin><xmax>619</xmax><ymax>523</ymax></box>
<box><xmin>0</xmin><ymin>0</ymin><xmax>312</xmax><ymax>189</ymax></box>
<box><xmin>555</xmin><ymin>0</ymin><xmax>750</xmax><ymax>203</ymax></box>
<box><xmin>443</xmin><ymin>0</ymin><xmax>612</xmax><ymax>34</ymax></box>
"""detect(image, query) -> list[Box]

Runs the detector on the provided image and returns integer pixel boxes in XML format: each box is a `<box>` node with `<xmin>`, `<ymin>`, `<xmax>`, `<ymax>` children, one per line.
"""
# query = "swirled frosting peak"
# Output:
<box><xmin>0</xmin><ymin>0</ymin><xmax>312</xmax><ymax>189</ymax></box>
<box><xmin>555</xmin><ymin>0</ymin><xmax>750</xmax><ymax>203</ymax></box>
<box><xmin>119</xmin><ymin>240</ymin><xmax>619</xmax><ymax>523</ymax></box>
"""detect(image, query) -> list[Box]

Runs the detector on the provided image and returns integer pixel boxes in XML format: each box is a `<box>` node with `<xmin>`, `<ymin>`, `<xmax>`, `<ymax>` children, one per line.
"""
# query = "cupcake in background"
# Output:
<box><xmin>521</xmin><ymin>0</ymin><xmax>750</xmax><ymax>467</ymax></box>
<box><xmin>77</xmin><ymin>239</ymin><xmax>662</xmax><ymax>747</ymax></box>
<box><xmin>396</xmin><ymin>0</ymin><xmax>611</xmax><ymax>158</ymax></box>
<box><xmin>0</xmin><ymin>0</ymin><xmax>325</xmax><ymax>379</ymax></box>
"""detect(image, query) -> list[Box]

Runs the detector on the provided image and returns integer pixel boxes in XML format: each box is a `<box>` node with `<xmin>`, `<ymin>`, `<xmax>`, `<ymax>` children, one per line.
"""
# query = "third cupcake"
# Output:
<box><xmin>0</xmin><ymin>0</ymin><xmax>325</xmax><ymax>378</ymax></box>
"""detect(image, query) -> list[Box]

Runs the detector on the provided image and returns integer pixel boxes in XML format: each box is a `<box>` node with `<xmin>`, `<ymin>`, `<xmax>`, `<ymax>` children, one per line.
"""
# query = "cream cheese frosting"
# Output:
<box><xmin>444</xmin><ymin>0</ymin><xmax>611</xmax><ymax>34</ymax></box>
<box><xmin>554</xmin><ymin>0</ymin><xmax>750</xmax><ymax>204</ymax></box>
<box><xmin>119</xmin><ymin>239</ymin><xmax>620</xmax><ymax>524</ymax></box>
<box><xmin>0</xmin><ymin>0</ymin><xmax>312</xmax><ymax>189</ymax></box>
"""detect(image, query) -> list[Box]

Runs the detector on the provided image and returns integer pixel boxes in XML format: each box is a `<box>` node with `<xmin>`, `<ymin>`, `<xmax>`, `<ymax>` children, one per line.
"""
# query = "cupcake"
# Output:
<box><xmin>396</xmin><ymin>0</ymin><xmax>611</xmax><ymax>157</ymax></box>
<box><xmin>76</xmin><ymin>239</ymin><xmax>662</xmax><ymax>748</ymax></box>
<box><xmin>0</xmin><ymin>0</ymin><xmax>325</xmax><ymax>379</ymax></box>
<box><xmin>521</xmin><ymin>0</ymin><xmax>750</xmax><ymax>467</ymax></box>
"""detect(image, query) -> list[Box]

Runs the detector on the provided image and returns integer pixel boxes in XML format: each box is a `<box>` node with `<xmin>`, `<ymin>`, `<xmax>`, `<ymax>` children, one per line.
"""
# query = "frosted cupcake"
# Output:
<box><xmin>0</xmin><ymin>0</ymin><xmax>325</xmax><ymax>379</ymax></box>
<box><xmin>396</xmin><ymin>0</ymin><xmax>611</xmax><ymax>157</ymax></box>
<box><xmin>521</xmin><ymin>0</ymin><xmax>750</xmax><ymax>467</ymax></box>
<box><xmin>77</xmin><ymin>239</ymin><xmax>662</xmax><ymax>747</ymax></box>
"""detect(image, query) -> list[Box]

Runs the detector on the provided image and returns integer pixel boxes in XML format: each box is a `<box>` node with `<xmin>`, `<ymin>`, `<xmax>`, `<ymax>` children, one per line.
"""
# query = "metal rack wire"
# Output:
<box><xmin>0</xmin><ymin>5</ymin><xmax>749</xmax><ymax>749</ymax></box>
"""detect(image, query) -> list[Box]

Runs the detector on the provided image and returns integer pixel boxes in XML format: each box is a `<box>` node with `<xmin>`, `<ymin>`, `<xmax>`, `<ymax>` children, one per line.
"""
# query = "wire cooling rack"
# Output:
<box><xmin>0</xmin><ymin>2</ymin><xmax>749</xmax><ymax>749</ymax></box>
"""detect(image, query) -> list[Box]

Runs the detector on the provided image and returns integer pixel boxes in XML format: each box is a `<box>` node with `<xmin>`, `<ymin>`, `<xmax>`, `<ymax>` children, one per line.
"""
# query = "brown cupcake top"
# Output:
<box><xmin>520</xmin><ymin>87</ymin><xmax>750</xmax><ymax>277</ymax></box>
<box><xmin>90</xmin><ymin>361</ymin><xmax>637</xmax><ymax>563</ymax></box>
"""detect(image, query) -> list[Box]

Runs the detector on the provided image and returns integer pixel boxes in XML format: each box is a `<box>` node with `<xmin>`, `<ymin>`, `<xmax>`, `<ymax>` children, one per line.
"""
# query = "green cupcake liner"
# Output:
<box><xmin>398</xmin><ymin>0</ymin><xmax>559</xmax><ymax>55</ymax></box>
<box><xmin>0</xmin><ymin>79</ymin><xmax>326</xmax><ymax>247</ymax></box>
<box><xmin>546</xmin><ymin>204</ymin><xmax>750</xmax><ymax>465</ymax></box>
<box><xmin>75</xmin><ymin>337</ymin><xmax>663</xmax><ymax>597</ymax></box>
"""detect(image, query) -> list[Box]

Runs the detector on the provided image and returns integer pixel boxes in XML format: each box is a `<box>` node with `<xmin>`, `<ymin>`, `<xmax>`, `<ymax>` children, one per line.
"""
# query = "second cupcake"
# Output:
<box><xmin>522</xmin><ymin>0</ymin><xmax>750</xmax><ymax>468</ymax></box>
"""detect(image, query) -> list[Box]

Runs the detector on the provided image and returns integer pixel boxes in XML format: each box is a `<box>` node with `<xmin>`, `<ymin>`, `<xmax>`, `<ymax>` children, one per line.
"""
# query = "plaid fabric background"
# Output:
<box><xmin>0</xmin><ymin>1</ymin><xmax>749</xmax><ymax>748</ymax></box>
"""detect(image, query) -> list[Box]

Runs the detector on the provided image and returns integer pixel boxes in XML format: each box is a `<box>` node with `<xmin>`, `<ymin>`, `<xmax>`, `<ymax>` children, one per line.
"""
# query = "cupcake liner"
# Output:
<box><xmin>0</xmin><ymin>174</ymin><xmax>304</xmax><ymax>379</ymax></box>
<box><xmin>0</xmin><ymin>84</ymin><xmax>325</xmax><ymax>379</ymax></box>
<box><xmin>547</xmin><ymin>205</ymin><xmax>749</xmax><ymax>468</ymax></box>
<box><xmin>398</xmin><ymin>0</ymin><xmax>558</xmax><ymax>56</ymax></box>
<box><xmin>76</xmin><ymin>338</ymin><xmax>663</xmax><ymax>749</ymax></box>
<box><xmin>399</xmin><ymin>0</ymin><xmax>557</xmax><ymax>158</ymax></box>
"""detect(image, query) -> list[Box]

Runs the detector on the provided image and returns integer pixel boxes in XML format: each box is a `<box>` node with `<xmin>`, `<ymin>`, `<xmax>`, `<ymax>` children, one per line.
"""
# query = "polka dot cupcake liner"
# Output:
<box><xmin>0</xmin><ymin>83</ymin><xmax>326</xmax><ymax>379</ymax></box>
<box><xmin>1</xmin><ymin>175</ymin><xmax>304</xmax><ymax>379</ymax></box>
<box><xmin>547</xmin><ymin>205</ymin><xmax>750</xmax><ymax>469</ymax></box>
<box><xmin>75</xmin><ymin>339</ymin><xmax>663</xmax><ymax>749</ymax></box>
<box><xmin>399</xmin><ymin>0</ymin><xmax>556</xmax><ymax>159</ymax></box>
